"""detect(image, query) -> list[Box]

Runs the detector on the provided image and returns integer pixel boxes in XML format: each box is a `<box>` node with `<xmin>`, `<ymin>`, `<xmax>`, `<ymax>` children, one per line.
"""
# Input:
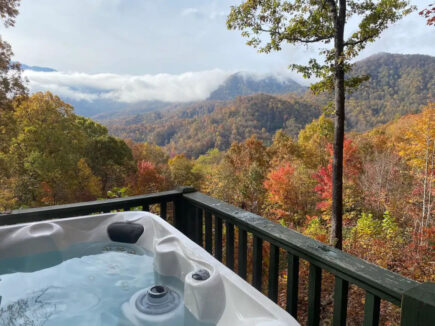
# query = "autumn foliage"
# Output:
<box><xmin>1</xmin><ymin>92</ymin><xmax>433</xmax><ymax>324</ymax></box>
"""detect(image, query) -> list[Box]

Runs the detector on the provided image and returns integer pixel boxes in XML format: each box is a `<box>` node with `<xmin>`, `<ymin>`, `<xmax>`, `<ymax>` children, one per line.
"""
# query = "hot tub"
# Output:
<box><xmin>0</xmin><ymin>211</ymin><xmax>298</xmax><ymax>325</ymax></box>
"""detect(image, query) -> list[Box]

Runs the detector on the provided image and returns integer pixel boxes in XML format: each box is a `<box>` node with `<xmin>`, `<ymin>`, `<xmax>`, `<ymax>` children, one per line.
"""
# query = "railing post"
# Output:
<box><xmin>401</xmin><ymin>282</ymin><xmax>435</xmax><ymax>326</ymax></box>
<box><xmin>174</xmin><ymin>186</ymin><xmax>196</xmax><ymax>235</ymax></box>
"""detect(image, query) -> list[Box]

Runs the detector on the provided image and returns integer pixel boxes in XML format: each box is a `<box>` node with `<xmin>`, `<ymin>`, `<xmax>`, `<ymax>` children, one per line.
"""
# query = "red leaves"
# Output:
<box><xmin>314</xmin><ymin>139</ymin><xmax>361</xmax><ymax>211</ymax></box>
<box><xmin>264</xmin><ymin>162</ymin><xmax>295</xmax><ymax>203</ymax></box>
<box><xmin>419</xmin><ymin>4</ymin><xmax>435</xmax><ymax>26</ymax></box>
<box><xmin>131</xmin><ymin>160</ymin><xmax>165</xmax><ymax>195</ymax></box>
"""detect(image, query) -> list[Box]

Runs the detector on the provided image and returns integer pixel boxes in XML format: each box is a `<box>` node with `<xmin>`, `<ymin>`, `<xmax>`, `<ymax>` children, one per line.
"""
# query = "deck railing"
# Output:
<box><xmin>1</xmin><ymin>187</ymin><xmax>434</xmax><ymax>325</ymax></box>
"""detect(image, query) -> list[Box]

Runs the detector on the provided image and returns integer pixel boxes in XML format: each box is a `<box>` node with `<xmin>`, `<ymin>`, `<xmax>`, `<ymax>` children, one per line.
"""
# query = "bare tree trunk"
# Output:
<box><xmin>425</xmin><ymin>140</ymin><xmax>434</xmax><ymax>227</ymax></box>
<box><xmin>330</xmin><ymin>0</ymin><xmax>346</xmax><ymax>249</ymax></box>
<box><xmin>421</xmin><ymin>134</ymin><xmax>429</xmax><ymax>239</ymax></box>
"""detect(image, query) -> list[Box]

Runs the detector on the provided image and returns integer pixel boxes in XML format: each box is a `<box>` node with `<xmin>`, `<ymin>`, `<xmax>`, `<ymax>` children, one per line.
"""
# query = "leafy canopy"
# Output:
<box><xmin>227</xmin><ymin>0</ymin><xmax>414</xmax><ymax>92</ymax></box>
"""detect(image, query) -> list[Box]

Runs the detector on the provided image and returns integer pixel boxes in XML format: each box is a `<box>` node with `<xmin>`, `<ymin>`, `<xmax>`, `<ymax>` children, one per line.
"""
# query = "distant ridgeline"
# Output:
<box><xmin>19</xmin><ymin>63</ymin><xmax>56</xmax><ymax>72</ymax></box>
<box><xmin>19</xmin><ymin>53</ymin><xmax>434</xmax><ymax>157</ymax></box>
<box><xmin>346</xmin><ymin>53</ymin><xmax>434</xmax><ymax>130</ymax></box>
<box><xmin>102</xmin><ymin>53</ymin><xmax>434</xmax><ymax>157</ymax></box>
<box><xmin>207</xmin><ymin>72</ymin><xmax>306</xmax><ymax>100</ymax></box>
<box><xmin>106</xmin><ymin>94</ymin><xmax>320</xmax><ymax>158</ymax></box>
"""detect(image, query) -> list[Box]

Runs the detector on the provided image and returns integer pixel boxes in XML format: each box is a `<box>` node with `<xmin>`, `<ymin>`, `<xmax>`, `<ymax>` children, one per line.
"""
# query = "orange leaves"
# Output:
<box><xmin>40</xmin><ymin>182</ymin><xmax>54</xmax><ymax>205</ymax></box>
<box><xmin>263</xmin><ymin>162</ymin><xmax>305</xmax><ymax>224</ymax></box>
<box><xmin>264</xmin><ymin>162</ymin><xmax>295</xmax><ymax>204</ymax></box>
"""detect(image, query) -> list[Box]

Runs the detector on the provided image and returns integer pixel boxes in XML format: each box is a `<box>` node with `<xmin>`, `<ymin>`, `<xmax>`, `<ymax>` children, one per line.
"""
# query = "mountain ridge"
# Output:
<box><xmin>103</xmin><ymin>52</ymin><xmax>434</xmax><ymax>156</ymax></box>
<box><xmin>207</xmin><ymin>72</ymin><xmax>306</xmax><ymax>101</ymax></box>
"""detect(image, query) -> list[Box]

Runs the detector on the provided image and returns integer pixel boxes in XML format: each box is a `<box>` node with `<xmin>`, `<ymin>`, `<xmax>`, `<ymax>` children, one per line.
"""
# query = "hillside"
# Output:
<box><xmin>104</xmin><ymin>53</ymin><xmax>434</xmax><ymax>155</ymax></box>
<box><xmin>107</xmin><ymin>94</ymin><xmax>321</xmax><ymax>157</ymax></box>
<box><xmin>92</xmin><ymin>72</ymin><xmax>304</xmax><ymax>119</ymax></box>
<box><xmin>346</xmin><ymin>53</ymin><xmax>434</xmax><ymax>130</ymax></box>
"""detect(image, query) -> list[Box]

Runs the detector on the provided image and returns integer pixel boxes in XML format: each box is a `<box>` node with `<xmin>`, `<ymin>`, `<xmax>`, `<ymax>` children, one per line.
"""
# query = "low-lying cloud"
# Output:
<box><xmin>23</xmin><ymin>69</ymin><xmax>231</xmax><ymax>103</ymax></box>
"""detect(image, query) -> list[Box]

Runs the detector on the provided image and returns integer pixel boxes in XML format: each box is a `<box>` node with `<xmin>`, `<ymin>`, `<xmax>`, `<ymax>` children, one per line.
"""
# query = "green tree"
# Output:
<box><xmin>9</xmin><ymin>92</ymin><xmax>85</xmax><ymax>205</ymax></box>
<box><xmin>85</xmin><ymin>134</ymin><xmax>134</xmax><ymax>193</ymax></box>
<box><xmin>168</xmin><ymin>154</ymin><xmax>201</xmax><ymax>188</ymax></box>
<box><xmin>1</xmin><ymin>92</ymin><xmax>134</xmax><ymax>209</ymax></box>
<box><xmin>0</xmin><ymin>0</ymin><xmax>25</xmax><ymax>209</ymax></box>
<box><xmin>298</xmin><ymin>114</ymin><xmax>334</xmax><ymax>168</ymax></box>
<box><xmin>227</xmin><ymin>0</ymin><xmax>413</xmax><ymax>248</ymax></box>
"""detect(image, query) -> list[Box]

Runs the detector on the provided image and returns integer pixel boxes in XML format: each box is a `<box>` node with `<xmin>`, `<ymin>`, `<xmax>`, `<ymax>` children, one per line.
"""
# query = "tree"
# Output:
<box><xmin>9</xmin><ymin>92</ymin><xmax>85</xmax><ymax>205</ymax></box>
<box><xmin>298</xmin><ymin>114</ymin><xmax>334</xmax><ymax>168</ymax></box>
<box><xmin>215</xmin><ymin>136</ymin><xmax>269</xmax><ymax>213</ymax></box>
<box><xmin>227</xmin><ymin>0</ymin><xmax>413</xmax><ymax>248</ymax></box>
<box><xmin>1</xmin><ymin>92</ymin><xmax>134</xmax><ymax>209</ymax></box>
<box><xmin>419</xmin><ymin>3</ymin><xmax>435</xmax><ymax>26</ymax></box>
<box><xmin>0</xmin><ymin>0</ymin><xmax>25</xmax><ymax>164</ymax></box>
<box><xmin>314</xmin><ymin>139</ymin><xmax>361</xmax><ymax>214</ymax></box>
<box><xmin>398</xmin><ymin>104</ymin><xmax>435</xmax><ymax>245</ymax></box>
<box><xmin>168</xmin><ymin>154</ymin><xmax>201</xmax><ymax>188</ymax></box>
<box><xmin>129</xmin><ymin>160</ymin><xmax>166</xmax><ymax>195</ymax></box>
<box><xmin>264</xmin><ymin>163</ymin><xmax>299</xmax><ymax>223</ymax></box>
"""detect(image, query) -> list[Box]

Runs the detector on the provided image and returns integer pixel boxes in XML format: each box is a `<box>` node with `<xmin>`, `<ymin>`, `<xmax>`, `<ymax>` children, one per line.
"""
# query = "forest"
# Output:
<box><xmin>1</xmin><ymin>91</ymin><xmax>433</xmax><ymax>280</ymax></box>
<box><xmin>0</xmin><ymin>0</ymin><xmax>433</xmax><ymax>323</ymax></box>
<box><xmin>1</xmin><ymin>91</ymin><xmax>433</xmax><ymax>323</ymax></box>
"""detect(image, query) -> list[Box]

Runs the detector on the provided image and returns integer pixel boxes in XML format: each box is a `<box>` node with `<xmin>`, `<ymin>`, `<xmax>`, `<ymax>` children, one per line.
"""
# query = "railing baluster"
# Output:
<box><xmin>307</xmin><ymin>263</ymin><xmax>322</xmax><ymax>326</ymax></box>
<box><xmin>363</xmin><ymin>291</ymin><xmax>380</xmax><ymax>326</ymax></box>
<box><xmin>174</xmin><ymin>197</ymin><xmax>185</xmax><ymax>233</ymax></box>
<box><xmin>186</xmin><ymin>203</ymin><xmax>196</xmax><ymax>241</ymax></box>
<box><xmin>214</xmin><ymin>215</ymin><xmax>223</xmax><ymax>261</ymax></box>
<box><xmin>332</xmin><ymin>277</ymin><xmax>349</xmax><ymax>326</ymax></box>
<box><xmin>286</xmin><ymin>253</ymin><xmax>299</xmax><ymax>318</ymax></box>
<box><xmin>159</xmin><ymin>201</ymin><xmax>167</xmax><ymax>220</ymax></box>
<box><xmin>195</xmin><ymin>207</ymin><xmax>203</xmax><ymax>246</ymax></box>
<box><xmin>252</xmin><ymin>236</ymin><xmax>263</xmax><ymax>291</ymax></box>
<box><xmin>225</xmin><ymin>222</ymin><xmax>234</xmax><ymax>270</ymax></box>
<box><xmin>238</xmin><ymin>228</ymin><xmax>247</xmax><ymax>279</ymax></box>
<box><xmin>205</xmin><ymin>211</ymin><xmax>213</xmax><ymax>254</ymax></box>
<box><xmin>268</xmin><ymin>244</ymin><xmax>279</xmax><ymax>302</ymax></box>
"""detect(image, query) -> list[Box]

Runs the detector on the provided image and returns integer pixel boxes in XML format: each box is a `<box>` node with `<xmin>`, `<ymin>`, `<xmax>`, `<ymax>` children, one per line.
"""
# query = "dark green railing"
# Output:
<box><xmin>1</xmin><ymin>187</ymin><xmax>434</xmax><ymax>325</ymax></box>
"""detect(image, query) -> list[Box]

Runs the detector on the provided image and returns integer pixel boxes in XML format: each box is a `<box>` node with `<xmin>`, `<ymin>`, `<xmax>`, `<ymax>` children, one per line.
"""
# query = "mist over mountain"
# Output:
<box><xmin>102</xmin><ymin>52</ymin><xmax>434</xmax><ymax>157</ymax></box>
<box><xmin>208</xmin><ymin>72</ymin><xmax>306</xmax><ymax>100</ymax></box>
<box><xmin>20</xmin><ymin>52</ymin><xmax>434</xmax><ymax>138</ymax></box>
<box><xmin>21</xmin><ymin>67</ymin><xmax>304</xmax><ymax>117</ymax></box>
<box><xmin>84</xmin><ymin>72</ymin><xmax>305</xmax><ymax>117</ymax></box>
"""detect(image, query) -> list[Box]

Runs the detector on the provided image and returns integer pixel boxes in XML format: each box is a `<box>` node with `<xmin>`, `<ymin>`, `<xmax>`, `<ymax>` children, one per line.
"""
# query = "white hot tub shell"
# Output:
<box><xmin>0</xmin><ymin>211</ymin><xmax>299</xmax><ymax>325</ymax></box>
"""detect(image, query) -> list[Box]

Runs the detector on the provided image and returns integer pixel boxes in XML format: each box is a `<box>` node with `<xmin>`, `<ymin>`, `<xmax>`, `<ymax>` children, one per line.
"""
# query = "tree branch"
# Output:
<box><xmin>344</xmin><ymin>35</ymin><xmax>373</xmax><ymax>46</ymax></box>
<box><xmin>257</xmin><ymin>27</ymin><xmax>332</xmax><ymax>43</ymax></box>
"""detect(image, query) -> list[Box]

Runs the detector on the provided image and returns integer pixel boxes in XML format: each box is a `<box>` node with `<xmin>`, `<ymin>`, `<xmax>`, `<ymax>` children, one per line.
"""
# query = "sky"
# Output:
<box><xmin>1</xmin><ymin>0</ymin><xmax>434</xmax><ymax>104</ymax></box>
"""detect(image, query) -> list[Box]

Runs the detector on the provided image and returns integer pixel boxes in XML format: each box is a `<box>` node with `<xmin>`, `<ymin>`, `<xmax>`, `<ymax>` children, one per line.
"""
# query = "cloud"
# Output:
<box><xmin>181</xmin><ymin>8</ymin><xmax>201</xmax><ymax>17</ymax></box>
<box><xmin>181</xmin><ymin>7</ymin><xmax>227</xmax><ymax>20</ymax></box>
<box><xmin>23</xmin><ymin>69</ymin><xmax>231</xmax><ymax>103</ymax></box>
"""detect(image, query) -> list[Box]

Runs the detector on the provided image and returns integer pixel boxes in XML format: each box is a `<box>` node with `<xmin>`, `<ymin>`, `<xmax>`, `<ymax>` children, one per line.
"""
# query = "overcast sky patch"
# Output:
<box><xmin>3</xmin><ymin>0</ymin><xmax>431</xmax><ymax>76</ymax></box>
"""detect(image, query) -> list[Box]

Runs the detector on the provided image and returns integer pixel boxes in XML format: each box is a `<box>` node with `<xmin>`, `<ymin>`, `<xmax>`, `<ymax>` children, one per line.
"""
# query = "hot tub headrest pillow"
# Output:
<box><xmin>107</xmin><ymin>222</ymin><xmax>144</xmax><ymax>244</ymax></box>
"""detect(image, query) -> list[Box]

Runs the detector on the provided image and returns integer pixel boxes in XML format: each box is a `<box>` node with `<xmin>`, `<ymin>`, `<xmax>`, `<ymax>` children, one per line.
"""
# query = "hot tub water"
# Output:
<box><xmin>0</xmin><ymin>242</ymin><xmax>210</xmax><ymax>326</ymax></box>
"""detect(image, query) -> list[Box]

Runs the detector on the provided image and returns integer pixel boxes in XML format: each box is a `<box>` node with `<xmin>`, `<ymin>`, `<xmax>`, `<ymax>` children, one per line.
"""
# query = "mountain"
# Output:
<box><xmin>106</xmin><ymin>94</ymin><xmax>321</xmax><ymax>157</ymax></box>
<box><xmin>102</xmin><ymin>52</ymin><xmax>434</xmax><ymax>157</ymax></box>
<box><xmin>208</xmin><ymin>72</ymin><xmax>306</xmax><ymax>100</ymax></box>
<box><xmin>20</xmin><ymin>63</ymin><xmax>56</xmax><ymax>72</ymax></box>
<box><xmin>89</xmin><ymin>73</ymin><xmax>305</xmax><ymax>119</ymax></box>
<box><xmin>346</xmin><ymin>53</ymin><xmax>434</xmax><ymax>130</ymax></box>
